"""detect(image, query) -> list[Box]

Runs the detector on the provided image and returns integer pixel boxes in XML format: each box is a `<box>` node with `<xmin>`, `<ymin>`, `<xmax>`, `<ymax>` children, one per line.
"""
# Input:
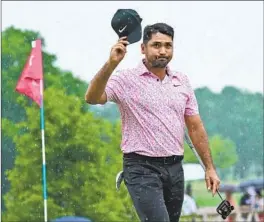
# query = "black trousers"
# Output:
<box><xmin>123</xmin><ymin>153</ymin><xmax>185</xmax><ymax>222</ymax></box>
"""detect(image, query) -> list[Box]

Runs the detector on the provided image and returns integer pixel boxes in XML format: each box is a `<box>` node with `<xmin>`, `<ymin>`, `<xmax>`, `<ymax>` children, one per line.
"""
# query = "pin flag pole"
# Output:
<box><xmin>40</xmin><ymin>79</ymin><xmax>48</xmax><ymax>222</ymax></box>
<box><xmin>16</xmin><ymin>39</ymin><xmax>48</xmax><ymax>221</ymax></box>
<box><xmin>37</xmin><ymin>40</ymin><xmax>48</xmax><ymax>222</ymax></box>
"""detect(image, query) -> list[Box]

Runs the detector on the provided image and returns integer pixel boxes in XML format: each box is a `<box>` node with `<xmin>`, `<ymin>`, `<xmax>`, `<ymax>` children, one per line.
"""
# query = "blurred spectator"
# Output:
<box><xmin>240</xmin><ymin>187</ymin><xmax>259</xmax><ymax>222</ymax></box>
<box><xmin>240</xmin><ymin>187</ymin><xmax>256</xmax><ymax>207</ymax></box>
<box><xmin>255</xmin><ymin>189</ymin><xmax>264</xmax><ymax>209</ymax></box>
<box><xmin>239</xmin><ymin>187</ymin><xmax>255</xmax><ymax>221</ymax></box>
<box><xmin>181</xmin><ymin>183</ymin><xmax>197</xmax><ymax>219</ymax></box>
<box><xmin>240</xmin><ymin>191</ymin><xmax>251</xmax><ymax>206</ymax></box>
<box><xmin>255</xmin><ymin>189</ymin><xmax>264</xmax><ymax>222</ymax></box>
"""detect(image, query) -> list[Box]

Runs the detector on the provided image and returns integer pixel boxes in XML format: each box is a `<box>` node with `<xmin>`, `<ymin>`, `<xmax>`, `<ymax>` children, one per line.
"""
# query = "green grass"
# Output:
<box><xmin>189</xmin><ymin>180</ymin><xmax>242</xmax><ymax>207</ymax></box>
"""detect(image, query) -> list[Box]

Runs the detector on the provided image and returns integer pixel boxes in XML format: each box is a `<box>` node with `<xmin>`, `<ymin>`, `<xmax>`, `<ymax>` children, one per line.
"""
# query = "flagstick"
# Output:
<box><xmin>16</xmin><ymin>39</ymin><xmax>48</xmax><ymax>221</ymax></box>
<box><xmin>40</xmin><ymin>79</ymin><xmax>48</xmax><ymax>222</ymax></box>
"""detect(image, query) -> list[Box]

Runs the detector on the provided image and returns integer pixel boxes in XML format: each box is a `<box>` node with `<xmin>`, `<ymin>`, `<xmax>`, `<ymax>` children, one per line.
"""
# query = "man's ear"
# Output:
<box><xmin>141</xmin><ymin>43</ymin><xmax>145</xmax><ymax>55</ymax></box>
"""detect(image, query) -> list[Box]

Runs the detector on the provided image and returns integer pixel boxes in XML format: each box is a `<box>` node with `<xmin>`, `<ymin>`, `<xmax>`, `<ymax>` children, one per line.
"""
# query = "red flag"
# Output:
<box><xmin>16</xmin><ymin>39</ymin><xmax>43</xmax><ymax>107</ymax></box>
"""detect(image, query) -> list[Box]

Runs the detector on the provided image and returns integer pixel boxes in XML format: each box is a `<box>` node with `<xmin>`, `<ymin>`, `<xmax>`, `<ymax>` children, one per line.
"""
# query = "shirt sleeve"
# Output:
<box><xmin>105</xmin><ymin>70</ymin><xmax>125</xmax><ymax>104</ymax></box>
<box><xmin>184</xmin><ymin>75</ymin><xmax>199</xmax><ymax>116</ymax></box>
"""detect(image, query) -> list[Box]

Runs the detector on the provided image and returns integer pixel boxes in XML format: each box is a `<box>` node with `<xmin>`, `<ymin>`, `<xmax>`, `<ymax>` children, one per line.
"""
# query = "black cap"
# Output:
<box><xmin>111</xmin><ymin>9</ymin><xmax>143</xmax><ymax>44</ymax></box>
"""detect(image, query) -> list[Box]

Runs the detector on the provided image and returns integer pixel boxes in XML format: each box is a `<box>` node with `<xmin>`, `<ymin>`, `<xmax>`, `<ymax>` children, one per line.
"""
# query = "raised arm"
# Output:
<box><xmin>85</xmin><ymin>37</ymin><xmax>129</xmax><ymax>105</ymax></box>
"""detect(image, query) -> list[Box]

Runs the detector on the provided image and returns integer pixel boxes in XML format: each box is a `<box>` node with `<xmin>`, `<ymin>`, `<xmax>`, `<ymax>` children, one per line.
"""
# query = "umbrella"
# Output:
<box><xmin>219</xmin><ymin>184</ymin><xmax>240</xmax><ymax>193</ymax></box>
<box><xmin>239</xmin><ymin>178</ymin><xmax>264</xmax><ymax>191</ymax></box>
<box><xmin>52</xmin><ymin>216</ymin><xmax>92</xmax><ymax>222</ymax></box>
<box><xmin>183</xmin><ymin>163</ymin><xmax>205</xmax><ymax>181</ymax></box>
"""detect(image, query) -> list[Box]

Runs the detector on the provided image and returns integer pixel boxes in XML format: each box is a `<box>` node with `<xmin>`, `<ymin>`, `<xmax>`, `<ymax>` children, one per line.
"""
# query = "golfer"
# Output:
<box><xmin>85</xmin><ymin>23</ymin><xmax>220</xmax><ymax>222</ymax></box>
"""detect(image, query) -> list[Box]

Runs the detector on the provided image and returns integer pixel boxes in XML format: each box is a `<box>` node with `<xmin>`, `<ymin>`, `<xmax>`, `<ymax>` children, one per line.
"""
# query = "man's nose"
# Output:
<box><xmin>159</xmin><ymin>47</ymin><xmax>166</xmax><ymax>55</ymax></box>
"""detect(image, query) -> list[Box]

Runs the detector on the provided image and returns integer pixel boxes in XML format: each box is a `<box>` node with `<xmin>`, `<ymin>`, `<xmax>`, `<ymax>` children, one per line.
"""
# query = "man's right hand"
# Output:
<box><xmin>109</xmin><ymin>37</ymin><xmax>130</xmax><ymax>65</ymax></box>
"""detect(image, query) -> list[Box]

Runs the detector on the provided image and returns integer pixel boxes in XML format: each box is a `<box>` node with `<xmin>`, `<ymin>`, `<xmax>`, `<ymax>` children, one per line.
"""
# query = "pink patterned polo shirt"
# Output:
<box><xmin>105</xmin><ymin>59</ymin><xmax>199</xmax><ymax>157</ymax></box>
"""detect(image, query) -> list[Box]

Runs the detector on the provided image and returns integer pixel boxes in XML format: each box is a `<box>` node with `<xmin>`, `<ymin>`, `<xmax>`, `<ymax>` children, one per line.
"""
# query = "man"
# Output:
<box><xmin>85</xmin><ymin>23</ymin><xmax>220</xmax><ymax>222</ymax></box>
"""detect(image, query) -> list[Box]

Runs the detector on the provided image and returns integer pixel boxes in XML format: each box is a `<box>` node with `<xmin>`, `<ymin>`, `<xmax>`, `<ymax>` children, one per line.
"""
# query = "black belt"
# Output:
<box><xmin>123</xmin><ymin>152</ymin><xmax>183</xmax><ymax>165</ymax></box>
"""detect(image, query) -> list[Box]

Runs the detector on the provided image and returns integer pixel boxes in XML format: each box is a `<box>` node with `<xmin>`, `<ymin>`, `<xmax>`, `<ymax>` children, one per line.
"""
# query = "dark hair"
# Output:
<box><xmin>143</xmin><ymin>23</ymin><xmax>174</xmax><ymax>44</ymax></box>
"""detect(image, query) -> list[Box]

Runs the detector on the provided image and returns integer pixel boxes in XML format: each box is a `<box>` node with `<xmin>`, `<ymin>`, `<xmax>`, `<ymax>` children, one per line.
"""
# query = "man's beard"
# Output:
<box><xmin>151</xmin><ymin>57</ymin><xmax>170</xmax><ymax>68</ymax></box>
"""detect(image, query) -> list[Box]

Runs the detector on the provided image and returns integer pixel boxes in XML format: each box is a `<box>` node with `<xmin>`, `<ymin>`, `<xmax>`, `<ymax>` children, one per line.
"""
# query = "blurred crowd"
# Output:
<box><xmin>181</xmin><ymin>183</ymin><xmax>264</xmax><ymax>222</ymax></box>
<box><xmin>238</xmin><ymin>186</ymin><xmax>264</xmax><ymax>222</ymax></box>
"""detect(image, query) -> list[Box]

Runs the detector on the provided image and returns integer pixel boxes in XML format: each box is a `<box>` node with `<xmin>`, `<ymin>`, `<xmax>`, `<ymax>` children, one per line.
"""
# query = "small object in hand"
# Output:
<box><xmin>216</xmin><ymin>200</ymin><xmax>235</xmax><ymax>219</ymax></box>
<box><xmin>111</xmin><ymin>9</ymin><xmax>143</xmax><ymax>44</ymax></box>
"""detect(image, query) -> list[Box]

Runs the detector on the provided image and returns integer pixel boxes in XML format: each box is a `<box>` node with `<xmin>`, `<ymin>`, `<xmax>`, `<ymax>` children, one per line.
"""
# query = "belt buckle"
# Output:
<box><xmin>163</xmin><ymin>157</ymin><xmax>169</xmax><ymax>164</ymax></box>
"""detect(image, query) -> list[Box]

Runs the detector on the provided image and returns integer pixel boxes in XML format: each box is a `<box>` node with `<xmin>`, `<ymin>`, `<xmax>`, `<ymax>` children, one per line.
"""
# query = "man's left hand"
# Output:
<box><xmin>205</xmin><ymin>168</ymin><xmax>221</xmax><ymax>196</ymax></box>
